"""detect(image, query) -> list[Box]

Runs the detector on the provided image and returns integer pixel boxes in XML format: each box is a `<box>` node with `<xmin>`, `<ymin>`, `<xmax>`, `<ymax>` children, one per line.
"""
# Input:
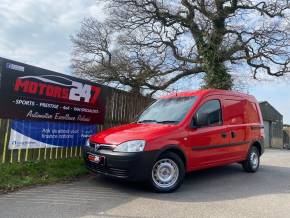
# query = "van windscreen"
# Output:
<box><xmin>138</xmin><ymin>96</ymin><xmax>197</xmax><ymax>124</ymax></box>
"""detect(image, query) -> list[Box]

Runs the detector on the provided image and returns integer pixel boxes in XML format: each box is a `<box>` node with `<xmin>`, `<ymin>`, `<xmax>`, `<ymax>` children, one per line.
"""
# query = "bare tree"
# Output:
<box><xmin>72</xmin><ymin>0</ymin><xmax>290</xmax><ymax>96</ymax></box>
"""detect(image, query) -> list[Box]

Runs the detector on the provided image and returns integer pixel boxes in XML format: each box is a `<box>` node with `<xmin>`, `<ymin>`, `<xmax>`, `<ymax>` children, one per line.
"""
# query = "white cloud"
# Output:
<box><xmin>0</xmin><ymin>0</ymin><xmax>105</xmax><ymax>73</ymax></box>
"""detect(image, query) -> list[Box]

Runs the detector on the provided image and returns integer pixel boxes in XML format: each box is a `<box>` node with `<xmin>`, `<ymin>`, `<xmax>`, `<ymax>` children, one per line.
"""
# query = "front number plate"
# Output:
<box><xmin>88</xmin><ymin>154</ymin><xmax>104</xmax><ymax>164</ymax></box>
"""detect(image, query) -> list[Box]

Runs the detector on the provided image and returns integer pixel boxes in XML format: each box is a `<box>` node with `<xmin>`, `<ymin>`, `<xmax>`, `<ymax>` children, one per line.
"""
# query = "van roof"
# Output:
<box><xmin>160</xmin><ymin>89</ymin><xmax>256</xmax><ymax>101</ymax></box>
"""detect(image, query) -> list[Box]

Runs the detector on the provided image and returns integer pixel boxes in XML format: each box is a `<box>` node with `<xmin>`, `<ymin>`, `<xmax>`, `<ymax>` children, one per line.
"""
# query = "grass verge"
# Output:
<box><xmin>0</xmin><ymin>158</ymin><xmax>88</xmax><ymax>193</ymax></box>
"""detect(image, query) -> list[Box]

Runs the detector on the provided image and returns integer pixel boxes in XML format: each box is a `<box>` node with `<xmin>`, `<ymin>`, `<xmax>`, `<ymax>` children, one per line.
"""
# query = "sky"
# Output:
<box><xmin>0</xmin><ymin>0</ymin><xmax>290</xmax><ymax>123</ymax></box>
<box><xmin>0</xmin><ymin>0</ymin><xmax>103</xmax><ymax>73</ymax></box>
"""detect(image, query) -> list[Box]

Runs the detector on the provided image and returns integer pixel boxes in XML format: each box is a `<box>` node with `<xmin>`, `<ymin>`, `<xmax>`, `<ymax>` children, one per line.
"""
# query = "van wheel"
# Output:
<box><xmin>242</xmin><ymin>146</ymin><xmax>260</xmax><ymax>173</ymax></box>
<box><xmin>150</xmin><ymin>152</ymin><xmax>185</xmax><ymax>193</ymax></box>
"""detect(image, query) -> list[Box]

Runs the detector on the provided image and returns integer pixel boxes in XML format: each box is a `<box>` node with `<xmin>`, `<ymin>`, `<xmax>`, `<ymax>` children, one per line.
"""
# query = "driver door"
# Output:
<box><xmin>187</xmin><ymin>97</ymin><xmax>230</xmax><ymax>170</ymax></box>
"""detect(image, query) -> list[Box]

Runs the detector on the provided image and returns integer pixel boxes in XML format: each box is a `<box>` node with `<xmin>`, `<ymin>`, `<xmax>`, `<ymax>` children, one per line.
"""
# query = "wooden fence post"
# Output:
<box><xmin>2</xmin><ymin>120</ymin><xmax>10</xmax><ymax>163</ymax></box>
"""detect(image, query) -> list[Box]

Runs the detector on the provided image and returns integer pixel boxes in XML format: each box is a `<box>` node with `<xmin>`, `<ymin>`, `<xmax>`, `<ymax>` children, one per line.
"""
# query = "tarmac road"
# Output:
<box><xmin>0</xmin><ymin>149</ymin><xmax>290</xmax><ymax>218</ymax></box>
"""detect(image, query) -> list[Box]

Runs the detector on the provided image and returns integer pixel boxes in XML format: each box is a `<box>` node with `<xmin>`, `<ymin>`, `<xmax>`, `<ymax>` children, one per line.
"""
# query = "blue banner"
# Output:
<box><xmin>9</xmin><ymin>120</ymin><xmax>97</xmax><ymax>149</ymax></box>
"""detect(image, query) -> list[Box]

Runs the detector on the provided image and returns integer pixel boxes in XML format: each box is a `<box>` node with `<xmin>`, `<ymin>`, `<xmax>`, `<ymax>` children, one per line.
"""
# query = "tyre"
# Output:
<box><xmin>150</xmin><ymin>152</ymin><xmax>185</xmax><ymax>193</ymax></box>
<box><xmin>242</xmin><ymin>146</ymin><xmax>260</xmax><ymax>173</ymax></box>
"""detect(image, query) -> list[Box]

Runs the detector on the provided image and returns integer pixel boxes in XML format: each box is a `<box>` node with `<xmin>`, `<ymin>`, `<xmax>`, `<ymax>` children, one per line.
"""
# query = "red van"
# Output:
<box><xmin>84</xmin><ymin>89</ymin><xmax>264</xmax><ymax>192</ymax></box>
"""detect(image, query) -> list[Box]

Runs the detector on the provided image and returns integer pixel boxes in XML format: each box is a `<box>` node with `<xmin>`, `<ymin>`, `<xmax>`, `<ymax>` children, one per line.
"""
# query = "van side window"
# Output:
<box><xmin>195</xmin><ymin>100</ymin><xmax>222</xmax><ymax>127</ymax></box>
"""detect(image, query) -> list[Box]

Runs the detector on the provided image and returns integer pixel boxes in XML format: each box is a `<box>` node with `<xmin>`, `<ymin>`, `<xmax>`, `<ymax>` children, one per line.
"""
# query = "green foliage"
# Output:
<box><xmin>203</xmin><ymin>63</ymin><xmax>233</xmax><ymax>90</ymax></box>
<box><xmin>201</xmin><ymin>42</ymin><xmax>233</xmax><ymax>90</ymax></box>
<box><xmin>0</xmin><ymin>158</ymin><xmax>88</xmax><ymax>193</ymax></box>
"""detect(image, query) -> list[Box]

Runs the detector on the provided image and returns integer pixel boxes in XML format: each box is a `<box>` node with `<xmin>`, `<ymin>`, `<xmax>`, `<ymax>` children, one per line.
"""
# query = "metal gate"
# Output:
<box><xmin>264</xmin><ymin>121</ymin><xmax>271</xmax><ymax>148</ymax></box>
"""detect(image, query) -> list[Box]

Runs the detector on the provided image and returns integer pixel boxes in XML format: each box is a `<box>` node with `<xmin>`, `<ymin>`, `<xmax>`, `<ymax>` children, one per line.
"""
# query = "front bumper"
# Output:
<box><xmin>83</xmin><ymin>147</ymin><xmax>159</xmax><ymax>181</ymax></box>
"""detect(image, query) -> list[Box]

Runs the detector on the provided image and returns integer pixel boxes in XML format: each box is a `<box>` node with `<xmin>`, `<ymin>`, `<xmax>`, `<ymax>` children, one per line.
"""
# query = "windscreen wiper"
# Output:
<box><xmin>157</xmin><ymin>120</ymin><xmax>178</xmax><ymax>124</ymax></box>
<box><xmin>138</xmin><ymin>120</ymin><xmax>178</xmax><ymax>124</ymax></box>
<box><xmin>137</xmin><ymin>119</ymin><xmax>158</xmax><ymax>123</ymax></box>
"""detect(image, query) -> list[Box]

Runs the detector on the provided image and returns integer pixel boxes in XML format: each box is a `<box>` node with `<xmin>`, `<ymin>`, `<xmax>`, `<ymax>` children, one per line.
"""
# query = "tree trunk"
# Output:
<box><xmin>202</xmin><ymin>46</ymin><xmax>233</xmax><ymax>90</ymax></box>
<box><xmin>203</xmin><ymin>63</ymin><xmax>233</xmax><ymax>90</ymax></box>
<box><xmin>130</xmin><ymin>86</ymin><xmax>142</xmax><ymax>95</ymax></box>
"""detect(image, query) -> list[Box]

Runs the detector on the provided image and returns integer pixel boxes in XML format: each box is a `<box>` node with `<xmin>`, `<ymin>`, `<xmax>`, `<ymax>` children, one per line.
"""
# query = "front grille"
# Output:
<box><xmin>86</xmin><ymin>161</ymin><xmax>129</xmax><ymax>178</ymax></box>
<box><xmin>89</xmin><ymin>142</ymin><xmax>114</xmax><ymax>151</ymax></box>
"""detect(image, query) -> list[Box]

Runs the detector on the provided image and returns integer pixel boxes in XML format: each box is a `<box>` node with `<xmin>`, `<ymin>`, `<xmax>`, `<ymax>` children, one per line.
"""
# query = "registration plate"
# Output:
<box><xmin>88</xmin><ymin>153</ymin><xmax>105</xmax><ymax>164</ymax></box>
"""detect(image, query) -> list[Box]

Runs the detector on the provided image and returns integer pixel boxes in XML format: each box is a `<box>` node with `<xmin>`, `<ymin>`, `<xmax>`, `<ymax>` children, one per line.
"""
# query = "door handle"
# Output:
<box><xmin>231</xmin><ymin>131</ymin><xmax>236</xmax><ymax>138</ymax></box>
<box><xmin>221</xmin><ymin>132</ymin><xmax>227</xmax><ymax>138</ymax></box>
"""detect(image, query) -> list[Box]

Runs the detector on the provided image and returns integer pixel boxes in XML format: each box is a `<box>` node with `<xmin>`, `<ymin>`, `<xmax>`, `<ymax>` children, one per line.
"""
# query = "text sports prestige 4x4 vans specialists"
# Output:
<box><xmin>84</xmin><ymin>90</ymin><xmax>264</xmax><ymax>192</ymax></box>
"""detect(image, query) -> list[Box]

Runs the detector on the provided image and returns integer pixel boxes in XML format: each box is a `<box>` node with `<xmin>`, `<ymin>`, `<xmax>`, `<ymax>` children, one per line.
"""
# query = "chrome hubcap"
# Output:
<box><xmin>250</xmin><ymin>152</ymin><xmax>259</xmax><ymax>169</ymax></box>
<box><xmin>152</xmin><ymin>158</ymin><xmax>179</xmax><ymax>188</ymax></box>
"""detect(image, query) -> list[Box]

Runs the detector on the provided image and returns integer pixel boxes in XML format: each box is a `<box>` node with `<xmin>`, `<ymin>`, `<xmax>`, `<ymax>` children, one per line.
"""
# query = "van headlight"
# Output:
<box><xmin>113</xmin><ymin>140</ymin><xmax>146</xmax><ymax>152</ymax></box>
<box><xmin>85</xmin><ymin>138</ymin><xmax>90</xmax><ymax>147</ymax></box>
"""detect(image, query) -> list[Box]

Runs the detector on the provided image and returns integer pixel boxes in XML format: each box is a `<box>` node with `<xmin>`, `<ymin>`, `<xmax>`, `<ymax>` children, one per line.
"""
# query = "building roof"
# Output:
<box><xmin>259</xmin><ymin>101</ymin><xmax>283</xmax><ymax>122</ymax></box>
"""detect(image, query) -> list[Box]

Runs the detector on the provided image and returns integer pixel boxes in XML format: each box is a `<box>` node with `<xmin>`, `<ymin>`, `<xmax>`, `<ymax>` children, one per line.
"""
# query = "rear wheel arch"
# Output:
<box><xmin>250</xmin><ymin>141</ymin><xmax>262</xmax><ymax>156</ymax></box>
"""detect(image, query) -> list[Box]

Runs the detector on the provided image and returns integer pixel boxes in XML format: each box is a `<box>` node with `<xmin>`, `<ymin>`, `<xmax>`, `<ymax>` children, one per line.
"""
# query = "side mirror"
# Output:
<box><xmin>190</xmin><ymin>117</ymin><xmax>198</xmax><ymax>128</ymax></box>
<box><xmin>192</xmin><ymin>113</ymin><xmax>208</xmax><ymax>128</ymax></box>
